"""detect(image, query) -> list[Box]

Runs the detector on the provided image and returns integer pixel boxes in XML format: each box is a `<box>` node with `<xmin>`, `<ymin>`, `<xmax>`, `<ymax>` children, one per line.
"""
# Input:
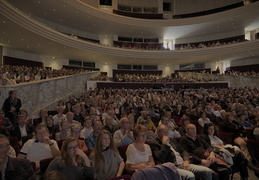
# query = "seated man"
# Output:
<box><xmin>103</xmin><ymin>115</ymin><xmax>118</xmax><ymax>135</ymax></box>
<box><xmin>150</xmin><ymin>124</ymin><xmax>213</xmax><ymax>180</ymax></box>
<box><xmin>17</xmin><ymin>123</ymin><xmax>60</xmax><ymax>168</ymax></box>
<box><xmin>113</xmin><ymin>117</ymin><xmax>135</xmax><ymax>147</ymax></box>
<box><xmin>0</xmin><ymin>134</ymin><xmax>36</xmax><ymax>179</ymax></box>
<box><xmin>85</xmin><ymin>120</ymin><xmax>103</xmax><ymax>151</ymax></box>
<box><xmin>179</xmin><ymin>124</ymin><xmax>230</xmax><ymax>180</ymax></box>
<box><xmin>11</xmin><ymin>114</ymin><xmax>34</xmax><ymax>145</ymax></box>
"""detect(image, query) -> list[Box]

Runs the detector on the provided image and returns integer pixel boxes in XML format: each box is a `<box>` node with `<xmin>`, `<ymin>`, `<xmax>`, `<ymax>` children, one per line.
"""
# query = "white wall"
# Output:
<box><xmin>44</xmin><ymin>59</ymin><xmax>68</xmax><ymax>70</ymax></box>
<box><xmin>96</xmin><ymin>63</ymin><xmax>117</xmax><ymax>77</ymax></box>
<box><xmin>2</xmin><ymin>47</ymin><xmax>44</xmax><ymax>63</ymax></box>
<box><xmin>99</xmin><ymin>34</ymin><xmax>114</xmax><ymax>46</ymax></box>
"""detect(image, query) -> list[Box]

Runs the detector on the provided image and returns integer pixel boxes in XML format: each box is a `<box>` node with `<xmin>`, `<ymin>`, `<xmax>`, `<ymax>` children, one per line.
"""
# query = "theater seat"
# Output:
<box><xmin>9</xmin><ymin>136</ymin><xmax>20</xmax><ymax>156</ymax></box>
<box><xmin>39</xmin><ymin>157</ymin><xmax>54</xmax><ymax>174</ymax></box>
<box><xmin>218</xmin><ymin>132</ymin><xmax>235</xmax><ymax>144</ymax></box>
<box><xmin>117</xmin><ymin>144</ymin><xmax>135</xmax><ymax>175</ymax></box>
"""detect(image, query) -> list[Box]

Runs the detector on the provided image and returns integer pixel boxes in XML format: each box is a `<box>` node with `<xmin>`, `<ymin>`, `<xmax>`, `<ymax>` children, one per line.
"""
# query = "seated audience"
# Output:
<box><xmin>34</xmin><ymin>109</ymin><xmax>48</xmax><ymax>126</ymax></box>
<box><xmin>66</xmin><ymin>111</ymin><xmax>83</xmax><ymax>130</ymax></box>
<box><xmin>113</xmin><ymin>117</ymin><xmax>135</xmax><ymax>147</ymax></box>
<box><xmin>17</xmin><ymin>123</ymin><xmax>60</xmax><ymax>167</ymax></box>
<box><xmin>159</xmin><ymin>116</ymin><xmax>181</xmax><ymax>138</ymax></box>
<box><xmin>237</xmin><ymin>113</ymin><xmax>253</xmax><ymax>128</ymax></box>
<box><xmin>253</xmin><ymin>116</ymin><xmax>259</xmax><ymax>140</ymax></box>
<box><xmin>126</xmin><ymin>124</ymin><xmax>155</xmax><ymax>171</ymax></box>
<box><xmin>46</xmin><ymin>115</ymin><xmax>60</xmax><ymax>136</ymax></box>
<box><xmin>103</xmin><ymin>115</ymin><xmax>118</xmax><ymax>135</ymax></box>
<box><xmin>73</xmin><ymin>104</ymin><xmax>84</xmax><ymax>123</ymax></box>
<box><xmin>178</xmin><ymin>116</ymin><xmax>190</xmax><ymax>136</ymax></box>
<box><xmin>198</xmin><ymin>112</ymin><xmax>211</xmax><ymax>128</ymax></box>
<box><xmin>11</xmin><ymin>114</ymin><xmax>34</xmax><ymax>145</ymax></box>
<box><xmin>138</xmin><ymin>119</ymin><xmax>156</xmax><ymax>143</ymax></box>
<box><xmin>150</xmin><ymin>124</ymin><xmax>214</xmax><ymax>180</ymax></box>
<box><xmin>0</xmin><ymin>134</ymin><xmax>36</xmax><ymax>179</ymax></box>
<box><xmin>202</xmin><ymin>123</ymin><xmax>255</xmax><ymax>179</ymax></box>
<box><xmin>80</xmin><ymin>116</ymin><xmax>93</xmax><ymax>139</ymax></box>
<box><xmin>46</xmin><ymin>137</ymin><xmax>94</xmax><ymax>180</ymax></box>
<box><xmin>90</xmin><ymin>130</ymin><xmax>125</xmax><ymax>179</ymax></box>
<box><xmin>53</xmin><ymin>106</ymin><xmax>66</xmax><ymax>126</ymax></box>
<box><xmin>55</xmin><ymin>119</ymin><xmax>70</xmax><ymax>141</ymax></box>
<box><xmin>85</xmin><ymin>120</ymin><xmax>103</xmax><ymax>151</ymax></box>
<box><xmin>179</xmin><ymin>124</ymin><xmax>230</xmax><ymax>180</ymax></box>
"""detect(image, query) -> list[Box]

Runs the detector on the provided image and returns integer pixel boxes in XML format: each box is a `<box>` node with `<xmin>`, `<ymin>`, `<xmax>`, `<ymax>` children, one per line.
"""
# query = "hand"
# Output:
<box><xmin>162</xmin><ymin>135</ymin><xmax>169</xmax><ymax>144</ymax></box>
<box><xmin>207</xmin><ymin>152</ymin><xmax>216</xmax><ymax>164</ymax></box>
<box><xmin>42</xmin><ymin>136</ymin><xmax>51</xmax><ymax>144</ymax></box>
<box><xmin>201</xmin><ymin>159</ymin><xmax>210</xmax><ymax>167</ymax></box>
<box><xmin>182</xmin><ymin>160</ymin><xmax>190</xmax><ymax>171</ymax></box>
<box><xmin>75</xmin><ymin>148</ymin><xmax>87</xmax><ymax>158</ymax></box>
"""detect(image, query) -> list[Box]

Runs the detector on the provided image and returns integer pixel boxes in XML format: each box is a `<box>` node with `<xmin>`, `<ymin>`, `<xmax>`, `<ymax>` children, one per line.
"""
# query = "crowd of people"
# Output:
<box><xmin>175</xmin><ymin>39</ymin><xmax>247</xmax><ymax>50</ymax></box>
<box><xmin>114</xmin><ymin>73</ymin><xmax>216</xmax><ymax>83</ymax></box>
<box><xmin>1</xmin><ymin>85</ymin><xmax>259</xmax><ymax>179</ymax></box>
<box><xmin>0</xmin><ymin>65</ymin><xmax>90</xmax><ymax>86</ymax></box>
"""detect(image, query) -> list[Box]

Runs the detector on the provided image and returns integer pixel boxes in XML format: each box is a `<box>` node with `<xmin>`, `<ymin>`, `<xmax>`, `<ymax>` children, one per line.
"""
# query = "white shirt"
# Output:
<box><xmin>20</xmin><ymin>139</ymin><xmax>59</xmax><ymax>167</ymax></box>
<box><xmin>126</xmin><ymin>144</ymin><xmax>152</xmax><ymax>165</ymax></box>
<box><xmin>19</xmin><ymin>126</ymin><xmax>27</xmax><ymax>137</ymax></box>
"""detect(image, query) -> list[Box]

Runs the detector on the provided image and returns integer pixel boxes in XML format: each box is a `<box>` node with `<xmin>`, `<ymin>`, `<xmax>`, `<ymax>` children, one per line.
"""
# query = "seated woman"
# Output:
<box><xmin>178</xmin><ymin>116</ymin><xmax>190</xmax><ymax>137</ymax></box>
<box><xmin>90</xmin><ymin>130</ymin><xmax>125</xmax><ymax>180</ymax></box>
<box><xmin>46</xmin><ymin>115</ymin><xmax>60</xmax><ymax>138</ymax></box>
<box><xmin>46</xmin><ymin>137</ymin><xmax>94</xmax><ymax>180</ymax></box>
<box><xmin>198</xmin><ymin>112</ymin><xmax>211</xmax><ymax>128</ymax></box>
<box><xmin>202</xmin><ymin>123</ymin><xmax>259</xmax><ymax>179</ymax></box>
<box><xmin>126</xmin><ymin>124</ymin><xmax>179</xmax><ymax>179</ymax></box>
<box><xmin>138</xmin><ymin>119</ymin><xmax>156</xmax><ymax>143</ymax></box>
<box><xmin>126</xmin><ymin>124</ymin><xmax>155</xmax><ymax>171</ymax></box>
<box><xmin>55</xmin><ymin>119</ymin><xmax>70</xmax><ymax>141</ymax></box>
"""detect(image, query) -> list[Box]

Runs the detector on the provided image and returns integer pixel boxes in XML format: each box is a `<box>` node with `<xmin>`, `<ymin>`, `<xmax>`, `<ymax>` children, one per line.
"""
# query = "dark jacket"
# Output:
<box><xmin>149</xmin><ymin>137</ymin><xmax>189</xmax><ymax>165</ymax></box>
<box><xmin>11</xmin><ymin>124</ymin><xmax>34</xmax><ymax>143</ymax></box>
<box><xmin>179</xmin><ymin>135</ymin><xmax>214</xmax><ymax>165</ymax></box>
<box><xmin>4</xmin><ymin>157</ymin><xmax>36</xmax><ymax>180</ymax></box>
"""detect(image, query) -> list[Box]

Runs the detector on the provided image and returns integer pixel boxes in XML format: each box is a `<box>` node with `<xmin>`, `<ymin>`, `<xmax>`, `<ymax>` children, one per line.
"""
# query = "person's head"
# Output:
<box><xmin>161</xmin><ymin>116</ymin><xmax>170</xmax><ymax>126</ymax></box>
<box><xmin>92</xmin><ymin>120</ymin><xmax>103</xmax><ymax>135</ymax></box>
<box><xmin>120</xmin><ymin>117</ymin><xmax>130</xmax><ymax>130</ymax></box>
<box><xmin>0</xmin><ymin>134</ymin><xmax>10</xmax><ymax>160</ymax></box>
<box><xmin>73</xmin><ymin>104</ymin><xmax>81</xmax><ymax>114</ymax></box>
<box><xmin>128</xmin><ymin>114</ymin><xmax>135</xmax><ymax>130</ymax></box>
<box><xmin>34</xmin><ymin>123</ymin><xmax>50</xmax><ymax>142</ymax></box>
<box><xmin>96</xmin><ymin>130</ymin><xmax>116</xmax><ymax>150</ymax></box>
<box><xmin>186</xmin><ymin>124</ymin><xmax>197</xmax><ymax>138</ymax></box>
<box><xmin>61</xmin><ymin>137</ymin><xmax>82</xmax><ymax>165</ymax></box>
<box><xmin>84</xmin><ymin>116</ymin><xmax>92</xmax><ymax>128</ymax></box>
<box><xmin>46</xmin><ymin>115</ymin><xmax>54</xmax><ymax>126</ymax></box>
<box><xmin>156</xmin><ymin>124</ymin><xmax>169</xmax><ymax>139</ymax></box>
<box><xmin>57</xmin><ymin>106</ymin><xmax>65</xmax><ymax>114</ymax></box>
<box><xmin>39</xmin><ymin>109</ymin><xmax>48</xmax><ymax>118</ymax></box>
<box><xmin>66</xmin><ymin>112</ymin><xmax>74</xmax><ymax>122</ymax></box>
<box><xmin>138</xmin><ymin>119</ymin><xmax>148</xmax><ymax>129</ymax></box>
<box><xmin>203</xmin><ymin>123</ymin><xmax>216</xmax><ymax>136</ymax></box>
<box><xmin>104</xmin><ymin>115</ymin><xmax>113</xmax><ymax>126</ymax></box>
<box><xmin>60</xmin><ymin>119</ymin><xmax>69</xmax><ymax>131</ymax></box>
<box><xmin>70</xmin><ymin>124</ymin><xmax>81</xmax><ymax>139</ymax></box>
<box><xmin>181</xmin><ymin>116</ymin><xmax>190</xmax><ymax>127</ymax></box>
<box><xmin>9</xmin><ymin>90</ymin><xmax>17</xmax><ymax>98</ymax></box>
<box><xmin>133</xmin><ymin>124</ymin><xmax>147</xmax><ymax>143</ymax></box>
<box><xmin>17</xmin><ymin>114</ymin><xmax>27</xmax><ymax>126</ymax></box>
<box><xmin>225</xmin><ymin>112</ymin><xmax>235</xmax><ymax>121</ymax></box>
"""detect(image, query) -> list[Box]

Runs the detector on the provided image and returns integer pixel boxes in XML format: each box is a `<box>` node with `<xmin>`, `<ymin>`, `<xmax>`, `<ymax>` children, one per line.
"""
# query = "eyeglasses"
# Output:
<box><xmin>67</xmin><ymin>145</ymin><xmax>79</xmax><ymax>150</ymax></box>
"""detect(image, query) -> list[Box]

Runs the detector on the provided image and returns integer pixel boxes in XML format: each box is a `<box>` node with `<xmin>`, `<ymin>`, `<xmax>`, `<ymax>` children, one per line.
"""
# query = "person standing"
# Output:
<box><xmin>2</xmin><ymin>90</ymin><xmax>21</xmax><ymax>124</ymax></box>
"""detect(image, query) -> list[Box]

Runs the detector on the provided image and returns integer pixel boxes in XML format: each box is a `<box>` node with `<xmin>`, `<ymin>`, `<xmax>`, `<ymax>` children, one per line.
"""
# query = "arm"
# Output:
<box><xmin>116</xmin><ymin>161</ymin><xmax>125</xmax><ymax>177</ymax></box>
<box><xmin>149</xmin><ymin>139</ymin><xmax>172</xmax><ymax>163</ymax></box>
<box><xmin>127</xmin><ymin>155</ymin><xmax>154</xmax><ymax>171</ymax></box>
